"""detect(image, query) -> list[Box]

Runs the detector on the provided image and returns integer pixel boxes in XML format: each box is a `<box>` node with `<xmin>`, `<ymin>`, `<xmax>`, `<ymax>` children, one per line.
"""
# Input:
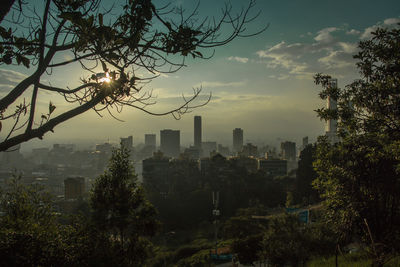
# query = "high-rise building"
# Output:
<box><xmin>138</xmin><ymin>134</ymin><xmax>157</xmax><ymax>160</ymax></box>
<box><xmin>302</xmin><ymin>136</ymin><xmax>309</xmax><ymax>148</ymax></box>
<box><xmin>233</xmin><ymin>128</ymin><xmax>243</xmax><ymax>153</ymax></box>
<box><xmin>281</xmin><ymin>141</ymin><xmax>296</xmax><ymax>161</ymax></box>
<box><xmin>160</xmin><ymin>129</ymin><xmax>180</xmax><ymax>158</ymax></box>
<box><xmin>145</xmin><ymin>134</ymin><xmax>156</xmax><ymax>148</ymax></box>
<box><xmin>281</xmin><ymin>141</ymin><xmax>297</xmax><ymax>172</ymax></box>
<box><xmin>120</xmin><ymin>136</ymin><xmax>133</xmax><ymax>150</ymax></box>
<box><xmin>326</xmin><ymin>78</ymin><xmax>340</xmax><ymax>144</ymax></box>
<box><xmin>194</xmin><ymin>116</ymin><xmax>202</xmax><ymax>148</ymax></box>
<box><xmin>300</xmin><ymin>136</ymin><xmax>309</xmax><ymax>152</ymax></box>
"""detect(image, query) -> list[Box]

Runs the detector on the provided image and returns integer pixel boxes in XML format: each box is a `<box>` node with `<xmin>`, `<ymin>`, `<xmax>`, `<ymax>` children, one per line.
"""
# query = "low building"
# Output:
<box><xmin>64</xmin><ymin>176</ymin><xmax>85</xmax><ymax>200</ymax></box>
<box><xmin>202</xmin><ymin>141</ymin><xmax>217</xmax><ymax>157</ymax></box>
<box><xmin>258</xmin><ymin>159</ymin><xmax>287</xmax><ymax>177</ymax></box>
<box><xmin>184</xmin><ymin>146</ymin><xmax>201</xmax><ymax>159</ymax></box>
<box><xmin>240</xmin><ymin>143</ymin><xmax>258</xmax><ymax>157</ymax></box>
<box><xmin>230</xmin><ymin>156</ymin><xmax>258</xmax><ymax>173</ymax></box>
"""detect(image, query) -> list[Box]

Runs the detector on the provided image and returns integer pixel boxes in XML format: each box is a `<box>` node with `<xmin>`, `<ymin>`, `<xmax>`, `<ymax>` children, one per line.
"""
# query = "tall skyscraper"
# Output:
<box><xmin>302</xmin><ymin>136</ymin><xmax>309</xmax><ymax>148</ymax></box>
<box><xmin>145</xmin><ymin>134</ymin><xmax>156</xmax><ymax>147</ymax></box>
<box><xmin>300</xmin><ymin>136</ymin><xmax>309</xmax><ymax>152</ymax></box>
<box><xmin>233</xmin><ymin>128</ymin><xmax>243</xmax><ymax>153</ymax></box>
<box><xmin>160</xmin><ymin>129</ymin><xmax>180</xmax><ymax>158</ymax></box>
<box><xmin>145</xmin><ymin>134</ymin><xmax>156</xmax><ymax>154</ymax></box>
<box><xmin>281</xmin><ymin>141</ymin><xmax>297</xmax><ymax>172</ymax></box>
<box><xmin>194</xmin><ymin>116</ymin><xmax>202</xmax><ymax>148</ymax></box>
<box><xmin>120</xmin><ymin>136</ymin><xmax>133</xmax><ymax>150</ymax></box>
<box><xmin>281</xmin><ymin>141</ymin><xmax>296</xmax><ymax>161</ymax></box>
<box><xmin>326</xmin><ymin>78</ymin><xmax>340</xmax><ymax>144</ymax></box>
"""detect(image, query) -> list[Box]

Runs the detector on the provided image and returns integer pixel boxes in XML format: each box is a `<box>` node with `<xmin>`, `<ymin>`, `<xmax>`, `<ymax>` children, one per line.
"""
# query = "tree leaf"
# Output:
<box><xmin>21</xmin><ymin>56</ymin><xmax>30</xmax><ymax>68</ymax></box>
<box><xmin>101</xmin><ymin>60</ymin><xmax>107</xmax><ymax>72</ymax></box>
<box><xmin>59</xmin><ymin>12</ymin><xmax>82</xmax><ymax>22</ymax></box>
<box><xmin>49</xmin><ymin>102</ymin><xmax>56</xmax><ymax>115</ymax></box>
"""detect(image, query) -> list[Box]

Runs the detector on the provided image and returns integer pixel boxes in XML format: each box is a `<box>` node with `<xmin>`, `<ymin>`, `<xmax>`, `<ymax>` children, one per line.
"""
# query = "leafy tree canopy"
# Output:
<box><xmin>91</xmin><ymin>145</ymin><xmax>158</xmax><ymax>266</ymax></box>
<box><xmin>313</xmin><ymin>25</ymin><xmax>400</xmax><ymax>265</ymax></box>
<box><xmin>0</xmin><ymin>176</ymin><xmax>90</xmax><ymax>266</ymax></box>
<box><xmin>294</xmin><ymin>144</ymin><xmax>319</xmax><ymax>205</ymax></box>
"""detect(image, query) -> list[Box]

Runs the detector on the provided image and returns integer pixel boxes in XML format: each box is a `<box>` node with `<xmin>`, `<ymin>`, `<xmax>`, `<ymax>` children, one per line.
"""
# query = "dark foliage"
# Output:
<box><xmin>314</xmin><ymin>25</ymin><xmax>400</xmax><ymax>265</ymax></box>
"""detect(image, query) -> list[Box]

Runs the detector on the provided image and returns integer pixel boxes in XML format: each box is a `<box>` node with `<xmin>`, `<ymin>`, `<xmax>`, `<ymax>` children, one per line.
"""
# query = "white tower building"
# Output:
<box><xmin>326</xmin><ymin>78</ymin><xmax>340</xmax><ymax>144</ymax></box>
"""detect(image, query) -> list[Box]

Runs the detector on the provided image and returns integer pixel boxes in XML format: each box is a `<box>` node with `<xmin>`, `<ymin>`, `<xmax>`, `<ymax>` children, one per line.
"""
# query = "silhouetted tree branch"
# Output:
<box><xmin>0</xmin><ymin>0</ymin><xmax>16</xmax><ymax>23</ymax></box>
<box><xmin>0</xmin><ymin>0</ymin><xmax>264</xmax><ymax>151</ymax></box>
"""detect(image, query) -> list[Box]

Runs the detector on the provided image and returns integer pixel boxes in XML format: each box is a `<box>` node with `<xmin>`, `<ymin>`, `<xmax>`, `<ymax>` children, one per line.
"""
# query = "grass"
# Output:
<box><xmin>308</xmin><ymin>254</ymin><xmax>371</xmax><ymax>267</ymax></box>
<box><xmin>308</xmin><ymin>253</ymin><xmax>400</xmax><ymax>267</ymax></box>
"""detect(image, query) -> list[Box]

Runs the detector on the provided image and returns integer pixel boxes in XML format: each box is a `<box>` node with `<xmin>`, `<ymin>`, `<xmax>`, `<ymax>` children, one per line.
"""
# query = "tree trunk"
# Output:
<box><xmin>0</xmin><ymin>0</ymin><xmax>15</xmax><ymax>22</ymax></box>
<box><xmin>335</xmin><ymin>244</ymin><xmax>338</xmax><ymax>267</ymax></box>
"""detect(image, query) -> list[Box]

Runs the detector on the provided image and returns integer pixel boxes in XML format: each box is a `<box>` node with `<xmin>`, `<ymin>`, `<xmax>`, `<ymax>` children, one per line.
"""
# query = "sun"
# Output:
<box><xmin>93</xmin><ymin>72</ymin><xmax>112</xmax><ymax>83</ymax></box>
<box><xmin>99</xmin><ymin>72</ymin><xmax>111</xmax><ymax>83</ymax></box>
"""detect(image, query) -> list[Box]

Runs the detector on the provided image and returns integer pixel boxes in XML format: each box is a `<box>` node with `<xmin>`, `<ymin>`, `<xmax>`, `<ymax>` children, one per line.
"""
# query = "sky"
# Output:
<box><xmin>1</xmin><ymin>0</ymin><xmax>400</xmax><ymax>152</ymax></box>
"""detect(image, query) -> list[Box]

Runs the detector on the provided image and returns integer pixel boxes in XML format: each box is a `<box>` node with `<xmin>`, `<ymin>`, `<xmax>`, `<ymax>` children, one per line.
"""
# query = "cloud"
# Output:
<box><xmin>255</xmin><ymin>22</ymin><xmax>374</xmax><ymax>80</ymax></box>
<box><xmin>384</xmin><ymin>18</ymin><xmax>400</xmax><ymax>25</ymax></box>
<box><xmin>337</xmin><ymin>42</ymin><xmax>358</xmax><ymax>54</ymax></box>
<box><xmin>346</xmin><ymin>29</ymin><xmax>360</xmax><ymax>35</ymax></box>
<box><xmin>154</xmin><ymin>94</ymin><xmax>215</xmax><ymax>103</ymax></box>
<box><xmin>194</xmin><ymin>80</ymin><xmax>246</xmax><ymax>88</ymax></box>
<box><xmin>256</xmin><ymin>41</ymin><xmax>307</xmax><ymax>69</ymax></box>
<box><xmin>0</xmin><ymin>69</ymin><xmax>27</xmax><ymax>85</ymax></box>
<box><xmin>148</xmin><ymin>70</ymin><xmax>170</xmax><ymax>78</ymax></box>
<box><xmin>314</xmin><ymin>27</ymin><xmax>338</xmax><ymax>43</ymax></box>
<box><xmin>0</xmin><ymin>69</ymin><xmax>27</xmax><ymax>93</ymax></box>
<box><xmin>227</xmin><ymin>56</ymin><xmax>249</xmax><ymax>63</ymax></box>
<box><xmin>361</xmin><ymin>25</ymin><xmax>377</xmax><ymax>39</ymax></box>
<box><xmin>277</xmin><ymin>74</ymin><xmax>290</xmax><ymax>80</ymax></box>
<box><xmin>256</xmin><ymin>41</ymin><xmax>313</xmax><ymax>79</ymax></box>
<box><xmin>361</xmin><ymin>18</ymin><xmax>400</xmax><ymax>39</ymax></box>
<box><xmin>208</xmin><ymin>92</ymin><xmax>273</xmax><ymax>106</ymax></box>
<box><xmin>63</xmin><ymin>54</ymin><xmax>73</xmax><ymax>61</ymax></box>
<box><xmin>318</xmin><ymin>50</ymin><xmax>356</xmax><ymax>69</ymax></box>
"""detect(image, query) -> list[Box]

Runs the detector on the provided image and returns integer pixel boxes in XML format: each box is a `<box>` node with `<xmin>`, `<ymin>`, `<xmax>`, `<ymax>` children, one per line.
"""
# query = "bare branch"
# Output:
<box><xmin>0</xmin><ymin>91</ymin><xmax>105</xmax><ymax>151</ymax></box>
<box><xmin>0</xmin><ymin>0</ymin><xmax>264</xmax><ymax>151</ymax></box>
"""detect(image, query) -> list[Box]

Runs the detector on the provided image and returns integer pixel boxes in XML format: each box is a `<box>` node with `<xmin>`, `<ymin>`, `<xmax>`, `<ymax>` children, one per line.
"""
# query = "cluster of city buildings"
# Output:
<box><xmin>0</xmin><ymin>116</ymin><xmax>304</xmax><ymax>201</ymax></box>
<box><xmin>0</xmin><ymin>78</ymin><xmax>340</xmax><ymax>201</ymax></box>
<box><xmin>139</xmin><ymin>115</ymin><xmax>311</xmax><ymax>192</ymax></box>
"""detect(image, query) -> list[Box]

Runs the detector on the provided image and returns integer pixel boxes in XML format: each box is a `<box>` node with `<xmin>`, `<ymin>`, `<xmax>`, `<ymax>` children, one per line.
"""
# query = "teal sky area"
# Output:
<box><xmin>0</xmin><ymin>0</ymin><xmax>399</xmax><ymax>151</ymax></box>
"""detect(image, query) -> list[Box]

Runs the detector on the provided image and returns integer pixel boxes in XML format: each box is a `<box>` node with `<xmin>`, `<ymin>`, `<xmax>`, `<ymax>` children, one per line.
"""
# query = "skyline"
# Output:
<box><xmin>1</xmin><ymin>0</ymin><xmax>399</xmax><ymax>152</ymax></box>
